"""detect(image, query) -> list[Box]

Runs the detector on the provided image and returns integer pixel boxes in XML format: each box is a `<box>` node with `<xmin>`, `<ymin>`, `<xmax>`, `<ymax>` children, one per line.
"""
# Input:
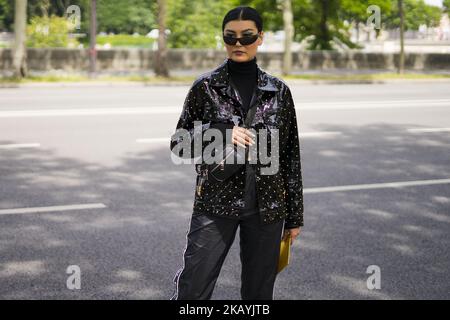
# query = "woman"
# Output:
<box><xmin>169</xmin><ymin>6</ymin><xmax>304</xmax><ymax>300</ymax></box>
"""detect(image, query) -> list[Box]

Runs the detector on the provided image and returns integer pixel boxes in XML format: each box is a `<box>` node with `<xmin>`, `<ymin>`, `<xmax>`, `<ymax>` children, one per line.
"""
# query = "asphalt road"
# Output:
<box><xmin>0</xmin><ymin>81</ymin><xmax>449</xmax><ymax>299</ymax></box>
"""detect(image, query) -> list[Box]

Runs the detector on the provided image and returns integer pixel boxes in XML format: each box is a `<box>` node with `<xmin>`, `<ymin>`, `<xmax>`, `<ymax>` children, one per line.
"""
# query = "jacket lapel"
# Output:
<box><xmin>209</xmin><ymin>58</ymin><xmax>279</xmax><ymax>125</ymax></box>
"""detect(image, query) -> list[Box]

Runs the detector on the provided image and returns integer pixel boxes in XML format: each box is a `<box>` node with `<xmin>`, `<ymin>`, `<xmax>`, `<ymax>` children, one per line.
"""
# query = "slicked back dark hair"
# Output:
<box><xmin>222</xmin><ymin>6</ymin><xmax>263</xmax><ymax>33</ymax></box>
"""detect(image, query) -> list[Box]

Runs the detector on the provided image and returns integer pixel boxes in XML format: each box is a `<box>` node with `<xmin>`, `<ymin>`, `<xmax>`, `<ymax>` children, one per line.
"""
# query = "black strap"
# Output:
<box><xmin>241</xmin><ymin>90</ymin><xmax>258</xmax><ymax>164</ymax></box>
<box><xmin>243</xmin><ymin>90</ymin><xmax>258</xmax><ymax>128</ymax></box>
<box><xmin>208</xmin><ymin>79</ymin><xmax>258</xmax><ymax>169</ymax></box>
<box><xmin>229</xmin><ymin>77</ymin><xmax>258</xmax><ymax>129</ymax></box>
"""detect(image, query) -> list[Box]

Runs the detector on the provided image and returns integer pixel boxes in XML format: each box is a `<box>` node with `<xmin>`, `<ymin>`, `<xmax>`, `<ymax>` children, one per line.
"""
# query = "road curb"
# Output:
<box><xmin>0</xmin><ymin>81</ymin><xmax>191</xmax><ymax>88</ymax></box>
<box><xmin>1</xmin><ymin>78</ymin><xmax>450</xmax><ymax>88</ymax></box>
<box><xmin>284</xmin><ymin>78</ymin><xmax>450</xmax><ymax>85</ymax></box>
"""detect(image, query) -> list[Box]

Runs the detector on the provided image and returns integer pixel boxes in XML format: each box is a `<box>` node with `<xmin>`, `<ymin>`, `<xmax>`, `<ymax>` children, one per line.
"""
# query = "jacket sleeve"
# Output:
<box><xmin>280</xmin><ymin>87</ymin><xmax>304</xmax><ymax>228</ymax></box>
<box><xmin>170</xmin><ymin>80</ymin><xmax>212</xmax><ymax>159</ymax></box>
<box><xmin>170</xmin><ymin>80</ymin><xmax>236</xmax><ymax>159</ymax></box>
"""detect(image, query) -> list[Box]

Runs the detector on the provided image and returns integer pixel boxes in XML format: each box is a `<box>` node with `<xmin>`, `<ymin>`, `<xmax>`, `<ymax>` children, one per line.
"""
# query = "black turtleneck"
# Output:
<box><xmin>227</xmin><ymin>56</ymin><xmax>259</xmax><ymax>217</ymax></box>
<box><xmin>227</xmin><ymin>57</ymin><xmax>258</xmax><ymax>116</ymax></box>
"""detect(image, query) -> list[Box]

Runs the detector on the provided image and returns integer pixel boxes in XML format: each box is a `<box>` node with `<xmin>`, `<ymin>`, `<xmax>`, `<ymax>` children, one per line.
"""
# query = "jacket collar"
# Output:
<box><xmin>209</xmin><ymin>58</ymin><xmax>279</xmax><ymax>92</ymax></box>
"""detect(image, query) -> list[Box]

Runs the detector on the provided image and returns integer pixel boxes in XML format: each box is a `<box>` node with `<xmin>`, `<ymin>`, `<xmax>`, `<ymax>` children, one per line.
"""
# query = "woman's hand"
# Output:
<box><xmin>232</xmin><ymin>126</ymin><xmax>255</xmax><ymax>148</ymax></box>
<box><xmin>283</xmin><ymin>227</ymin><xmax>301</xmax><ymax>245</ymax></box>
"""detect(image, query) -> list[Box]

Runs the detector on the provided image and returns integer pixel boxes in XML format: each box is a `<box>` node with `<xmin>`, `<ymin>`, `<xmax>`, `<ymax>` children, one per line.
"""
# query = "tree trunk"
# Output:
<box><xmin>318</xmin><ymin>0</ymin><xmax>331</xmax><ymax>50</ymax></box>
<box><xmin>89</xmin><ymin>0</ymin><xmax>97</xmax><ymax>77</ymax></box>
<box><xmin>398</xmin><ymin>0</ymin><xmax>405</xmax><ymax>74</ymax></box>
<box><xmin>155</xmin><ymin>0</ymin><xmax>169</xmax><ymax>77</ymax></box>
<box><xmin>356</xmin><ymin>21</ymin><xmax>360</xmax><ymax>43</ymax></box>
<box><xmin>13</xmin><ymin>0</ymin><xmax>28</xmax><ymax>78</ymax></box>
<box><xmin>281</xmin><ymin>0</ymin><xmax>294</xmax><ymax>76</ymax></box>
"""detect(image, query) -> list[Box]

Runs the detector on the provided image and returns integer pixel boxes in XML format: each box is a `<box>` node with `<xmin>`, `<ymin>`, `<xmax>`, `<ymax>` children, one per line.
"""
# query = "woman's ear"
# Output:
<box><xmin>258</xmin><ymin>31</ymin><xmax>264</xmax><ymax>46</ymax></box>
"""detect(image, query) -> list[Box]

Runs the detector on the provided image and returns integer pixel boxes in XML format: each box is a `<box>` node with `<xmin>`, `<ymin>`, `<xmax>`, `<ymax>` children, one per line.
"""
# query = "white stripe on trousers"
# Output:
<box><xmin>170</xmin><ymin>212</ymin><xmax>195</xmax><ymax>300</ymax></box>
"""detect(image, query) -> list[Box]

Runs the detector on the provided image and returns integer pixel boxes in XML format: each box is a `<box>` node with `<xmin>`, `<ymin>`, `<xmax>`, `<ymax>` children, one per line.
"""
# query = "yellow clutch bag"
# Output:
<box><xmin>277</xmin><ymin>233</ymin><xmax>291</xmax><ymax>274</ymax></box>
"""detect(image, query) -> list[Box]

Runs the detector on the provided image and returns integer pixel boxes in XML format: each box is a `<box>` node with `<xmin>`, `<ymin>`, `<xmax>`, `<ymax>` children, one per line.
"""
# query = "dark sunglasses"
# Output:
<box><xmin>223</xmin><ymin>33</ymin><xmax>260</xmax><ymax>46</ymax></box>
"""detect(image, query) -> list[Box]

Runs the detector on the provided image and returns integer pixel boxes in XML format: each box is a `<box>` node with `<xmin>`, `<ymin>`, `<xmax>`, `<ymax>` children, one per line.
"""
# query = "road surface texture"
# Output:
<box><xmin>0</xmin><ymin>81</ymin><xmax>449</xmax><ymax>299</ymax></box>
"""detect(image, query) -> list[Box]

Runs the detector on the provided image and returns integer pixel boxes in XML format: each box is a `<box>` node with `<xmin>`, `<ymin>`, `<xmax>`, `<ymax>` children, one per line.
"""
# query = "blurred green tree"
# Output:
<box><xmin>246</xmin><ymin>0</ymin><xmax>440</xmax><ymax>50</ymax></box>
<box><xmin>167</xmin><ymin>0</ymin><xmax>238</xmax><ymax>48</ymax></box>
<box><xmin>385</xmin><ymin>0</ymin><xmax>442</xmax><ymax>30</ymax></box>
<box><xmin>339</xmin><ymin>0</ymin><xmax>392</xmax><ymax>41</ymax></box>
<box><xmin>96</xmin><ymin>0</ymin><xmax>155</xmax><ymax>34</ymax></box>
<box><xmin>26</xmin><ymin>15</ymin><xmax>79</xmax><ymax>47</ymax></box>
<box><xmin>0</xmin><ymin>0</ymin><xmax>446</xmax><ymax>48</ymax></box>
<box><xmin>0</xmin><ymin>0</ymin><xmax>13</xmax><ymax>31</ymax></box>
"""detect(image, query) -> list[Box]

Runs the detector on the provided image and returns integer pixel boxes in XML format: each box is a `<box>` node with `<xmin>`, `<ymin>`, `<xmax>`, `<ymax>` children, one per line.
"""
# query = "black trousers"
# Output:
<box><xmin>170</xmin><ymin>211</ymin><xmax>285</xmax><ymax>300</ymax></box>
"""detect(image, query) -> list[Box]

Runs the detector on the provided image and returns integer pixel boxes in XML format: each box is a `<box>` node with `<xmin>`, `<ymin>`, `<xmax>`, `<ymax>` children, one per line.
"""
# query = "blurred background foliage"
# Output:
<box><xmin>26</xmin><ymin>15</ymin><xmax>81</xmax><ymax>48</ymax></box>
<box><xmin>0</xmin><ymin>0</ymin><xmax>446</xmax><ymax>49</ymax></box>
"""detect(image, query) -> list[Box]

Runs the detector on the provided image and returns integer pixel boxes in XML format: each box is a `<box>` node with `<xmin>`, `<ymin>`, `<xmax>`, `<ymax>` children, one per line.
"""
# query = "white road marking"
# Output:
<box><xmin>136</xmin><ymin>138</ymin><xmax>170</xmax><ymax>143</ymax></box>
<box><xmin>407</xmin><ymin>127</ymin><xmax>450</xmax><ymax>133</ymax></box>
<box><xmin>299</xmin><ymin>99</ymin><xmax>450</xmax><ymax>110</ymax></box>
<box><xmin>0</xmin><ymin>143</ymin><xmax>40</xmax><ymax>149</ymax></box>
<box><xmin>0</xmin><ymin>99</ymin><xmax>449</xmax><ymax>117</ymax></box>
<box><xmin>304</xmin><ymin>178</ymin><xmax>450</xmax><ymax>194</ymax></box>
<box><xmin>0</xmin><ymin>203</ymin><xmax>107</xmax><ymax>215</ymax></box>
<box><xmin>0</xmin><ymin>179</ymin><xmax>447</xmax><ymax>216</ymax></box>
<box><xmin>137</xmin><ymin>131</ymin><xmax>341</xmax><ymax>144</ymax></box>
<box><xmin>300</xmin><ymin>131</ymin><xmax>342</xmax><ymax>137</ymax></box>
<box><xmin>0</xmin><ymin>107</ymin><xmax>175</xmax><ymax>117</ymax></box>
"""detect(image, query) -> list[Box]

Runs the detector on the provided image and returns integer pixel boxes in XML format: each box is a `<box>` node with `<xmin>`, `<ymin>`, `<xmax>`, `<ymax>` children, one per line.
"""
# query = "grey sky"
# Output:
<box><xmin>424</xmin><ymin>0</ymin><xmax>443</xmax><ymax>7</ymax></box>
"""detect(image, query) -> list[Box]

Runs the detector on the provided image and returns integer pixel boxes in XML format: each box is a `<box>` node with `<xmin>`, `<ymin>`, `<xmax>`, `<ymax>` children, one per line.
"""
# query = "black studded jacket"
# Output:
<box><xmin>170</xmin><ymin>58</ymin><xmax>304</xmax><ymax>229</ymax></box>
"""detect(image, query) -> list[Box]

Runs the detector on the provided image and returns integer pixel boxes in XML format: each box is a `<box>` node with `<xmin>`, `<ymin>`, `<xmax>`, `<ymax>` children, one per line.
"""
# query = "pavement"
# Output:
<box><xmin>2</xmin><ymin>68</ymin><xmax>450</xmax><ymax>88</ymax></box>
<box><xmin>0</xmin><ymin>82</ymin><xmax>449</xmax><ymax>299</ymax></box>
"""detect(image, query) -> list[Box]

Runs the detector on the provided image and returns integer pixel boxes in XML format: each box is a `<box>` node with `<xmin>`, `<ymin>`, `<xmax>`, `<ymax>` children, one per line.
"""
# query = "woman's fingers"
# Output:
<box><xmin>232</xmin><ymin>127</ymin><xmax>255</xmax><ymax>146</ymax></box>
<box><xmin>243</xmin><ymin>128</ymin><xmax>256</xmax><ymax>138</ymax></box>
<box><xmin>232</xmin><ymin>133</ymin><xmax>247</xmax><ymax>148</ymax></box>
<box><xmin>239</xmin><ymin>128</ymin><xmax>256</xmax><ymax>142</ymax></box>
<box><xmin>283</xmin><ymin>228</ymin><xmax>301</xmax><ymax>245</ymax></box>
<box><xmin>234</xmin><ymin>139</ymin><xmax>247</xmax><ymax>148</ymax></box>
<box><xmin>234</xmin><ymin>134</ymin><xmax>254</xmax><ymax>146</ymax></box>
<box><xmin>289</xmin><ymin>228</ymin><xmax>301</xmax><ymax>245</ymax></box>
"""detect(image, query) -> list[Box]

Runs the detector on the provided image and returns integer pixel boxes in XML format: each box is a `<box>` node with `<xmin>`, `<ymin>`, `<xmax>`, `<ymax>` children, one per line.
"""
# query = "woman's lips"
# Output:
<box><xmin>233</xmin><ymin>51</ymin><xmax>246</xmax><ymax>55</ymax></box>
